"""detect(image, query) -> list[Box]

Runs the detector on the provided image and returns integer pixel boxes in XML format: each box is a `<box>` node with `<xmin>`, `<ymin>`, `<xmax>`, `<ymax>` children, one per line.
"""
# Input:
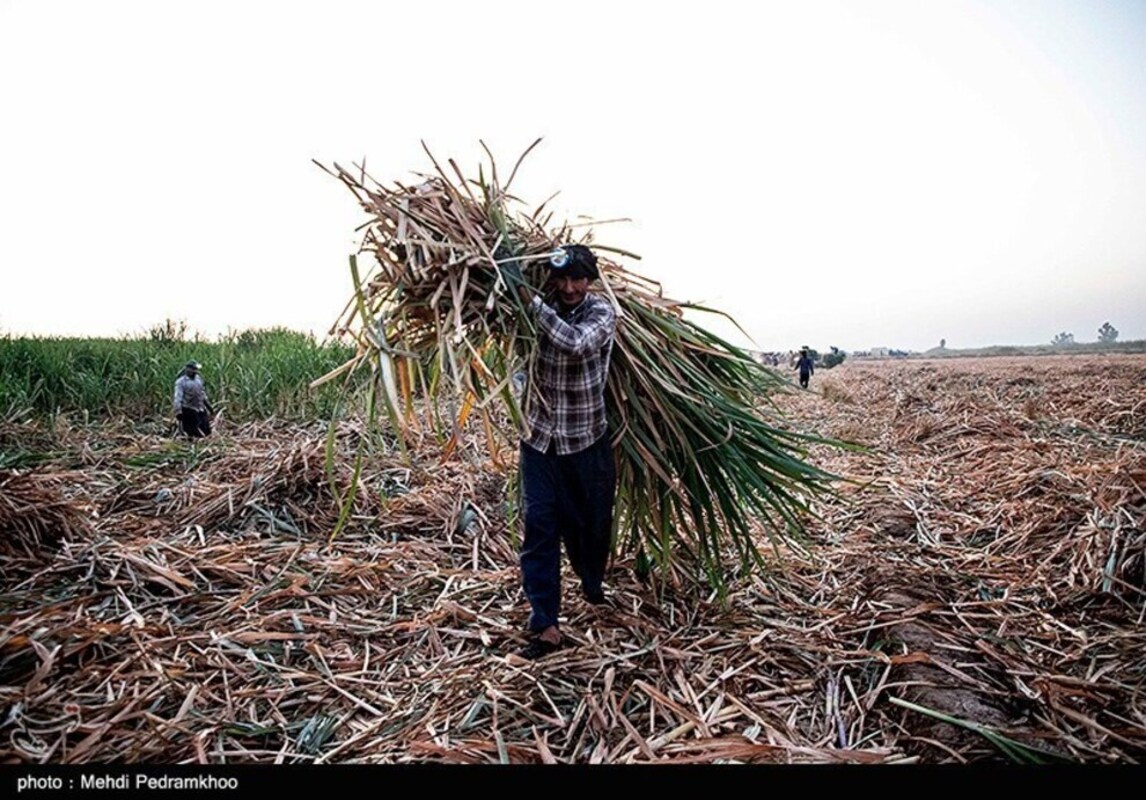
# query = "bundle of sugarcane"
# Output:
<box><xmin>313</xmin><ymin>141</ymin><xmax>842</xmax><ymax>592</ymax></box>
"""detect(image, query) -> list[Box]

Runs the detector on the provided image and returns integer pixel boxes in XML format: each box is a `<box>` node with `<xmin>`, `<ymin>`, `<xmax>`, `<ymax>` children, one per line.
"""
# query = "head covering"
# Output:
<box><xmin>184</xmin><ymin>361</ymin><xmax>201</xmax><ymax>372</ymax></box>
<box><xmin>546</xmin><ymin>244</ymin><xmax>599</xmax><ymax>281</ymax></box>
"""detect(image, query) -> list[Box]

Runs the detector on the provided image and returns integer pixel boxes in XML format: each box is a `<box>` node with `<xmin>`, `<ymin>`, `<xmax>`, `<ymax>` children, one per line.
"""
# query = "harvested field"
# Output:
<box><xmin>1</xmin><ymin>355</ymin><xmax>1143</xmax><ymax>763</ymax></box>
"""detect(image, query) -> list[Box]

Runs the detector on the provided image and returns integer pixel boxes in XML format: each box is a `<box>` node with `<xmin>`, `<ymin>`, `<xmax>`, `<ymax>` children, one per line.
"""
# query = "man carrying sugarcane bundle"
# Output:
<box><xmin>502</xmin><ymin>244</ymin><xmax>618</xmax><ymax>660</ymax></box>
<box><xmin>173</xmin><ymin>360</ymin><xmax>213</xmax><ymax>439</ymax></box>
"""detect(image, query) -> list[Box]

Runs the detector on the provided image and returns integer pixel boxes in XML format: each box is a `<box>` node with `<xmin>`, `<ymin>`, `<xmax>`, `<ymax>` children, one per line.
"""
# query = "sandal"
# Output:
<box><xmin>518</xmin><ymin>637</ymin><xmax>563</xmax><ymax>661</ymax></box>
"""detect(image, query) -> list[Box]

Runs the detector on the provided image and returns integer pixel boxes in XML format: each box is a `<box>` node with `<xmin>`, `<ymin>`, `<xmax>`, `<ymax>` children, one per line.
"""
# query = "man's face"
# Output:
<box><xmin>552</xmin><ymin>274</ymin><xmax>590</xmax><ymax>307</ymax></box>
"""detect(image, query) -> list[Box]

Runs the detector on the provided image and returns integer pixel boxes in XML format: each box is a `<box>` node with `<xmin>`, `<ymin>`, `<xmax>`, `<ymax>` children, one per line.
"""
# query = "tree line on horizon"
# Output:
<box><xmin>1051</xmin><ymin>321</ymin><xmax>1120</xmax><ymax>347</ymax></box>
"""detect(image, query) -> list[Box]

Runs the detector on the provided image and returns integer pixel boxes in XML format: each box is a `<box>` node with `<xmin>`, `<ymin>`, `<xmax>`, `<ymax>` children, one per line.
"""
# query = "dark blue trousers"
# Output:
<box><xmin>179</xmin><ymin>407</ymin><xmax>211</xmax><ymax>438</ymax></box>
<box><xmin>520</xmin><ymin>434</ymin><xmax>616</xmax><ymax>632</ymax></box>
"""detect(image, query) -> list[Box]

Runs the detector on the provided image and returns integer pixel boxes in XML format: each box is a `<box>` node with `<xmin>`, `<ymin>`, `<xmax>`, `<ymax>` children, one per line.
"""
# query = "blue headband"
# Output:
<box><xmin>548</xmin><ymin>248</ymin><xmax>570</xmax><ymax>269</ymax></box>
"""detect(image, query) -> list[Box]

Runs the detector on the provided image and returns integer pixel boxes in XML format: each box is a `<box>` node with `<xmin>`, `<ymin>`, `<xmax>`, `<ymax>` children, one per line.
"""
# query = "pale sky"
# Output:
<box><xmin>1</xmin><ymin>0</ymin><xmax>1143</xmax><ymax>352</ymax></box>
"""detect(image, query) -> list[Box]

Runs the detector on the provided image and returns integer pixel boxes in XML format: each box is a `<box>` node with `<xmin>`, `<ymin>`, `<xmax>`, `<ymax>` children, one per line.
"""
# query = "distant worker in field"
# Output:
<box><xmin>173</xmin><ymin>361</ymin><xmax>213</xmax><ymax>439</ymax></box>
<box><xmin>796</xmin><ymin>347</ymin><xmax>815</xmax><ymax>390</ymax></box>
<box><xmin>502</xmin><ymin>243</ymin><xmax>618</xmax><ymax>661</ymax></box>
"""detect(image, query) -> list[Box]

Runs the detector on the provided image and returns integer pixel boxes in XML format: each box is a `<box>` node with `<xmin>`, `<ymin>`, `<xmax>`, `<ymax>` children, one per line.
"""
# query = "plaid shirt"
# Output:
<box><xmin>524</xmin><ymin>293</ymin><xmax>616</xmax><ymax>456</ymax></box>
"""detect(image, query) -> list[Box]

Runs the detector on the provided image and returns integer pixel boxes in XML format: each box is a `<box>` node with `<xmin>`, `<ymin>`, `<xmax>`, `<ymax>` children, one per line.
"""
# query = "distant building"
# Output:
<box><xmin>851</xmin><ymin>346</ymin><xmax>916</xmax><ymax>360</ymax></box>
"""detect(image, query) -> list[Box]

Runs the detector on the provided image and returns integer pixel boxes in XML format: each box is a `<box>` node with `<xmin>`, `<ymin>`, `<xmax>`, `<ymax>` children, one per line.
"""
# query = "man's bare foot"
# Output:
<box><xmin>518</xmin><ymin>625</ymin><xmax>563</xmax><ymax>660</ymax></box>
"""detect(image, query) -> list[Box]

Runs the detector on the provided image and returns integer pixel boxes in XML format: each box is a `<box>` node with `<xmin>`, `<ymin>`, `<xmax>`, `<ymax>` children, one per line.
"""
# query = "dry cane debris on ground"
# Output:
<box><xmin>1</xmin><ymin>355</ymin><xmax>1144</xmax><ymax>763</ymax></box>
